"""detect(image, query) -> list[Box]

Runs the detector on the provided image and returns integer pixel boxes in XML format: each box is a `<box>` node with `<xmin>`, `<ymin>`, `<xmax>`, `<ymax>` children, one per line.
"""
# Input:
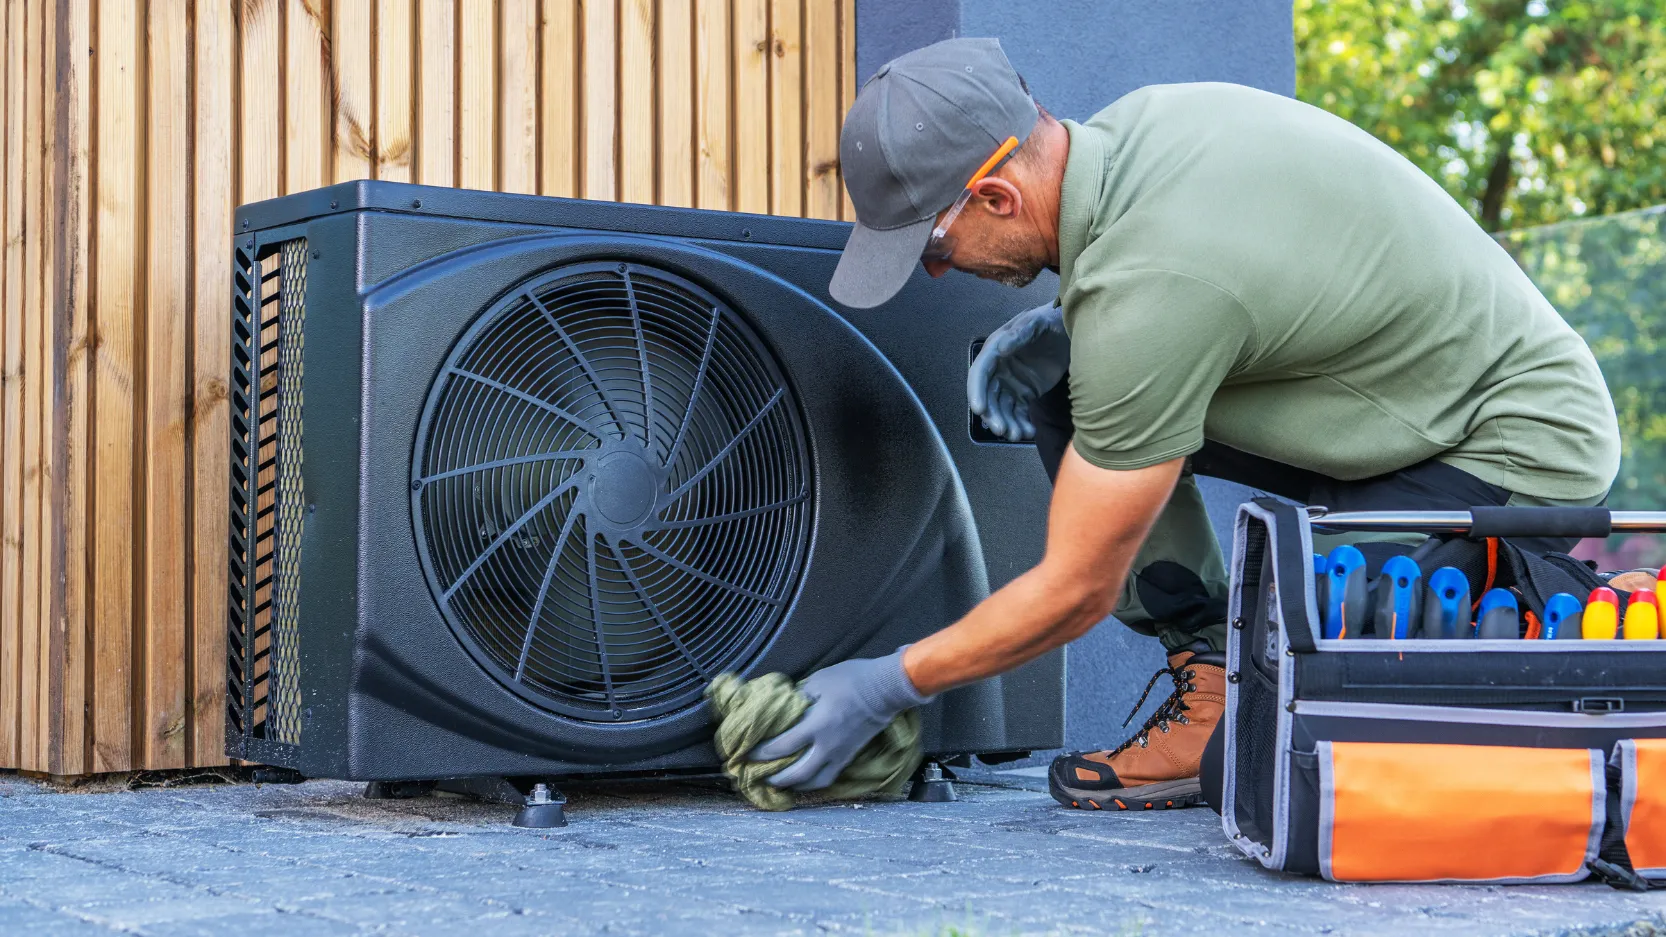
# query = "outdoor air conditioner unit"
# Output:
<box><xmin>226</xmin><ymin>181</ymin><xmax>1063</xmax><ymax>788</ymax></box>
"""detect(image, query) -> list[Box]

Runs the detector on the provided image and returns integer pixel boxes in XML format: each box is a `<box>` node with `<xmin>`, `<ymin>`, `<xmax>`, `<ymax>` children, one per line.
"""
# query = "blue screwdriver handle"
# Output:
<box><xmin>1313</xmin><ymin>553</ymin><xmax>1329</xmax><ymax>624</ymax></box>
<box><xmin>1323</xmin><ymin>545</ymin><xmax>1368</xmax><ymax>640</ymax></box>
<box><xmin>1475</xmin><ymin>588</ymin><xmax>1521</xmax><ymax>639</ymax></box>
<box><xmin>1421</xmin><ymin>567</ymin><xmax>1470</xmax><ymax>639</ymax></box>
<box><xmin>1542</xmin><ymin>592</ymin><xmax>1584</xmax><ymax>640</ymax></box>
<box><xmin>1373</xmin><ymin>555</ymin><xmax>1422</xmax><ymax>640</ymax></box>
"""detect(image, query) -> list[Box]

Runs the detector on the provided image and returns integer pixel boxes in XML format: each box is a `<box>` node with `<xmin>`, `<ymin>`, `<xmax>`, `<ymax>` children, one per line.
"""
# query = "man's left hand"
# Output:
<box><xmin>748</xmin><ymin>648</ymin><xmax>931</xmax><ymax>791</ymax></box>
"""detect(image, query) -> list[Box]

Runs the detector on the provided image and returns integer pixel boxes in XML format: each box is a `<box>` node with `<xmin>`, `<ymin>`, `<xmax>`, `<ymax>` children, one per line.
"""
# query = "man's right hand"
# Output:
<box><xmin>968</xmin><ymin>302</ymin><xmax>1070</xmax><ymax>442</ymax></box>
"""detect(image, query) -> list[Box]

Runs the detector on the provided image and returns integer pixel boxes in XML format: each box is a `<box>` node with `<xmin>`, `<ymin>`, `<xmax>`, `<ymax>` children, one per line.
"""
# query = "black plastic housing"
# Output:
<box><xmin>226</xmin><ymin>181</ymin><xmax>1064</xmax><ymax>781</ymax></box>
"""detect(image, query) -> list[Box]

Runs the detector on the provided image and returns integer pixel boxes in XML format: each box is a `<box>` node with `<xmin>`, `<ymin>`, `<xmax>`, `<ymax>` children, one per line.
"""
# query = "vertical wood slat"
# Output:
<box><xmin>38</xmin><ymin>0</ymin><xmax>77</xmax><ymax>776</ymax></box>
<box><xmin>766</xmin><ymin>0</ymin><xmax>802</xmax><ymax>217</ymax></box>
<box><xmin>0</xmin><ymin>0</ymin><xmax>24</xmax><ymax>771</ymax></box>
<box><xmin>18</xmin><ymin>0</ymin><xmax>43</xmax><ymax>772</ymax></box>
<box><xmin>192</xmin><ymin>0</ymin><xmax>236</xmax><ymax>767</ymax></box>
<box><xmin>285</xmin><ymin>0</ymin><xmax>329</xmax><ymax>193</ymax></box>
<box><xmin>230</xmin><ymin>0</ymin><xmax>282</xmax><ymax>781</ymax></box>
<box><xmin>416</xmin><ymin>0</ymin><xmax>455</xmax><ymax>186</ymax></box>
<box><xmin>334</xmin><ymin>0</ymin><xmax>376</xmax><ymax>183</ymax></box>
<box><xmin>656</xmin><ymin>0</ymin><xmax>693</xmax><ymax>208</ymax></box>
<box><xmin>458</xmin><ymin>0</ymin><xmax>496</xmax><ymax>190</ymax></box>
<box><xmin>92</xmin><ymin>0</ymin><xmax>139</xmax><ymax>774</ymax></box>
<box><xmin>243</xmin><ymin>0</ymin><xmax>282</xmax><ymax>203</ymax></box>
<box><xmin>581</xmin><ymin>0</ymin><xmax>616</xmax><ymax>200</ymax></box>
<box><xmin>539</xmin><ymin>0</ymin><xmax>578</xmax><ymax>197</ymax></box>
<box><xmin>376</xmin><ymin>0</ymin><xmax>415</xmax><ymax>182</ymax></box>
<box><xmin>2</xmin><ymin>0</ymin><xmax>858</xmax><ymax>777</ymax></box>
<box><xmin>34</xmin><ymin>0</ymin><xmax>55</xmax><ymax>774</ymax></box>
<box><xmin>54</xmin><ymin>0</ymin><xmax>93</xmax><ymax>777</ymax></box>
<box><xmin>500</xmin><ymin>0</ymin><xmax>538</xmax><ymax>194</ymax></box>
<box><xmin>143</xmin><ymin>0</ymin><xmax>189</xmax><ymax>770</ymax></box>
<box><xmin>617</xmin><ymin>0</ymin><xmax>654</xmax><ymax>204</ymax></box>
<box><xmin>731</xmin><ymin>0</ymin><xmax>768</xmax><ymax>214</ymax></box>
<box><xmin>226</xmin><ymin>0</ymin><xmax>280</xmax><ymax>780</ymax></box>
<box><xmin>839</xmin><ymin>0</ymin><xmax>855</xmax><ymax>221</ymax></box>
<box><xmin>692</xmin><ymin>0</ymin><xmax>728</xmax><ymax>210</ymax></box>
<box><xmin>804</xmin><ymin>0</ymin><xmax>840</xmax><ymax>220</ymax></box>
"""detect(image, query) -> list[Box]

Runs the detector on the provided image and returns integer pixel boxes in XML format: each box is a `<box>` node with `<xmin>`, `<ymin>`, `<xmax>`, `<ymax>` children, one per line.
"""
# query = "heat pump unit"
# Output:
<box><xmin>227</xmin><ymin>182</ymin><xmax>1063</xmax><ymax>784</ymax></box>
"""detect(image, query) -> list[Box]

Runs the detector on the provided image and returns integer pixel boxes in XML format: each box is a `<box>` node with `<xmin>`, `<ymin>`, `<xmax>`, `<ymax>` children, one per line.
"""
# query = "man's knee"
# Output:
<box><xmin>1107</xmin><ymin>570</ymin><xmax>1229</xmax><ymax>653</ymax></box>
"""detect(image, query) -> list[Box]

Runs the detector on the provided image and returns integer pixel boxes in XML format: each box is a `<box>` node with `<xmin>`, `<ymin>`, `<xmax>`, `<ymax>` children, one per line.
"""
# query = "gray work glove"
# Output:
<box><xmin>967</xmin><ymin>302</ymin><xmax>1070</xmax><ymax>442</ymax></box>
<box><xmin>748</xmin><ymin>647</ymin><xmax>932</xmax><ymax>792</ymax></box>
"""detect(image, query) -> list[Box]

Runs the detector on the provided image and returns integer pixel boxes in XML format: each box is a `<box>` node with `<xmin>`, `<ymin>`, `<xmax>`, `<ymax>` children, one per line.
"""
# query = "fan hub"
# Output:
<box><xmin>590</xmin><ymin>448</ymin><xmax>661</xmax><ymax>529</ymax></box>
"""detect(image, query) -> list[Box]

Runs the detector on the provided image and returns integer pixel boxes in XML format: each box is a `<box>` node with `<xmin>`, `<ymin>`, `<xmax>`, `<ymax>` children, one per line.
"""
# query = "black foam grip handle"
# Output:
<box><xmin>1469</xmin><ymin>506</ymin><xmax>1612</xmax><ymax>539</ymax></box>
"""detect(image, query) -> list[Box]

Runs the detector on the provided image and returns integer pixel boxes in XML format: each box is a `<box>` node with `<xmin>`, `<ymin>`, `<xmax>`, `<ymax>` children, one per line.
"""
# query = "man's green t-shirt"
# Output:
<box><xmin>1058</xmin><ymin>82</ymin><xmax>1620</xmax><ymax>502</ymax></box>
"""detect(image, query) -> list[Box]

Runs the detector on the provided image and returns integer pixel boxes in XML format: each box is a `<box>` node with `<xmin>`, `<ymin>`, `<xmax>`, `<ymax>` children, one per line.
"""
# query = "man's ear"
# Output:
<box><xmin>971</xmin><ymin>177</ymin><xmax>1024</xmax><ymax>219</ymax></box>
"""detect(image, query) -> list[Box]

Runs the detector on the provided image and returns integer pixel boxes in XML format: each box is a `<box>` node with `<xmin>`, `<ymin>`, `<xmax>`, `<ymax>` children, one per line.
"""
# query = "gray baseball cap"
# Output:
<box><xmin>830</xmin><ymin>38</ymin><xmax>1039</xmax><ymax>309</ymax></box>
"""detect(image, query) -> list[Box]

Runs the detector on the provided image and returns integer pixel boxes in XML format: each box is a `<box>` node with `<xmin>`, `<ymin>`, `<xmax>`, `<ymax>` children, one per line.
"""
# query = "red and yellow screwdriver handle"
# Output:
<box><xmin>1626</xmin><ymin>589</ymin><xmax>1661</xmax><ymax>640</ymax></box>
<box><xmin>1585</xmin><ymin>587</ymin><xmax>1620</xmax><ymax>640</ymax></box>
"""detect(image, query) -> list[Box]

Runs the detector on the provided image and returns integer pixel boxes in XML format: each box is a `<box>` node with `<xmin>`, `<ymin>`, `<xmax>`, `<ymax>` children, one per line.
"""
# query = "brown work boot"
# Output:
<box><xmin>1048</xmin><ymin>641</ymin><xmax>1226</xmax><ymax>811</ymax></box>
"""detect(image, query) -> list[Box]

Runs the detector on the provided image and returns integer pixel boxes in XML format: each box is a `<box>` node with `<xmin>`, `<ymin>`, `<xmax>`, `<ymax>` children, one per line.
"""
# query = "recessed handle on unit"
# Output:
<box><xmin>1307</xmin><ymin>507</ymin><xmax>1666</xmax><ymax>536</ymax></box>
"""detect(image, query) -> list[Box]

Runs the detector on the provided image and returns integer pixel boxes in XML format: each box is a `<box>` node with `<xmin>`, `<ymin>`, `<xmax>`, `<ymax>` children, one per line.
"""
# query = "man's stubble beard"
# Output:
<box><xmin>967</xmin><ymin>257</ymin><xmax>1044</xmax><ymax>289</ymax></box>
<box><xmin>987</xmin><ymin>266</ymin><xmax>1042</xmax><ymax>288</ymax></box>
<box><xmin>966</xmin><ymin>226</ymin><xmax>1047</xmax><ymax>289</ymax></box>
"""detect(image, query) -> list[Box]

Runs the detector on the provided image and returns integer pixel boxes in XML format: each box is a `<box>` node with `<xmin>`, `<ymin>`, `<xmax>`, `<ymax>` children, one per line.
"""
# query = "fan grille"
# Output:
<box><xmin>413</xmin><ymin>262</ymin><xmax>812</xmax><ymax>721</ymax></box>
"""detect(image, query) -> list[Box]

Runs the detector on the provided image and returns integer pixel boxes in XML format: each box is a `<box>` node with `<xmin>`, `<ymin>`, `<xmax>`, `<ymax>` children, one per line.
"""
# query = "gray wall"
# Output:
<box><xmin>854</xmin><ymin>0</ymin><xmax>1295</xmax><ymax>756</ymax></box>
<box><xmin>858</xmin><ymin>1</ymin><xmax>1295</xmax><ymax>117</ymax></box>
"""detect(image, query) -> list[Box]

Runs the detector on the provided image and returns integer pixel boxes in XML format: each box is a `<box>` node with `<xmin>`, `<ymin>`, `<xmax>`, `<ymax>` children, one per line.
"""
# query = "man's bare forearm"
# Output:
<box><xmin>901</xmin><ymin>560</ymin><xmax>1127</xmax><ymax>696</ymax></box>
<box><xmin>900</xmin><ymin>451</ymin><xmax>1183</xmax><ymax>698</ymax></box>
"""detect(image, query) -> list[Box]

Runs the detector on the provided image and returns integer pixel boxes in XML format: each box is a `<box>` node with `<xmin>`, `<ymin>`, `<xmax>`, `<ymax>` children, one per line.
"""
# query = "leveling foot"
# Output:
<box><xmin>513</xmin><ymin>783</ymin><xmax>568</xmax><ymax>828</ymax></box>
<box><xmin>909</xmin><ymin>761</ymin><xmax>958</xmax><ymax>803</ymax></box>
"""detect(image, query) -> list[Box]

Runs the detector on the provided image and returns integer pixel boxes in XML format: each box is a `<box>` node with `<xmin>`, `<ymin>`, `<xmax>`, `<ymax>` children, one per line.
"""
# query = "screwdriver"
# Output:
<box><xmin>1624</xmin><ymin>589</ymin><xmax>1661</xmax><ymax>640</ymax></box>
<box><xmin>1372</xmin><ymin>555</ymin><xmax>1422</xmax><ymax>640</ymax></box>
<box><xmin>1420</xmin><ymin>567</ymin><xmax>1470</xmax><ymax>640</ymax></box>
<box><xmin>1541</xmin><ymin>593</ymin><xmax>1584</xmax><ymax>640</ymax></box>
<box><xmin>1313</xmin><ymin>554</ymin><xmax>1329</xmax><ymax>620</ymax></box>
<box><xmin>1583</xmin><ymin>587</ymin><xmax>1620</xmax><ymax>639</ymax></box>
<box><xmin>1322</xmin><ymin>545</ymin><xmax>1368</xmax><ymax>639</ymax></box>
<box><xmin>1475</xmin><ymin>589</ymin><xmax>1520</xmax><ymax>639</ymax></box>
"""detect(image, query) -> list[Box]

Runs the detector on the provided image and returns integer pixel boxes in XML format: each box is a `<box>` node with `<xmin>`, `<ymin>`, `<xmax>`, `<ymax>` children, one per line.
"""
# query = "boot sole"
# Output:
<box><xmin>1048</xmin><ymin>775</ymin><xmax>1203</xmax><ymax>811</ymax></box>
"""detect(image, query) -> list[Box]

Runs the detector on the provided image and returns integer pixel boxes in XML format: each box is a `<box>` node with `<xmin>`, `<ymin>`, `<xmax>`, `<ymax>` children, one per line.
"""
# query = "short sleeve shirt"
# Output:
<box><xmin>1056</xmin><ymin>83</ymin><xmax>1620</xmax><ymax>502</ymax></box>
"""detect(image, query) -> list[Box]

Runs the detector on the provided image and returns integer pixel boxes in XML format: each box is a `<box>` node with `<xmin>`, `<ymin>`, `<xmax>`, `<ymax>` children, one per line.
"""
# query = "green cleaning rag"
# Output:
<box><xmin>705</xmin><ymin>672</ymin><xmax>922</xmax><ymax>811</ymax></box>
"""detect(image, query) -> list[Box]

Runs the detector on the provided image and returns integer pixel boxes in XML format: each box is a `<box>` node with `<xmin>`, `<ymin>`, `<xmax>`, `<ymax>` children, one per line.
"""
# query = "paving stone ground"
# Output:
<box><xmin>2</xmin><ymin>767</ymin><xmax>1663</xmax><ymax>937</ymax></box>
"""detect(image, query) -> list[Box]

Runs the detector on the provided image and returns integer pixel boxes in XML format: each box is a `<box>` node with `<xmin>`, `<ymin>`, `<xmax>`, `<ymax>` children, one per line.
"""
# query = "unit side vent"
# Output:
<box><xmin>227</xmin><ymin>236</ymin><xmax>308</xmax><ymax>751</ymax></box>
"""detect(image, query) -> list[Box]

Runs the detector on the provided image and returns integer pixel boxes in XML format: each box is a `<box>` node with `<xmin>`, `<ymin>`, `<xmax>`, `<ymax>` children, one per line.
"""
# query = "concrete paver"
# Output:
<box><xmin>2</xmin><ymin>769</ymin><xmax>1663</xmax><ymax>936</ymax></box>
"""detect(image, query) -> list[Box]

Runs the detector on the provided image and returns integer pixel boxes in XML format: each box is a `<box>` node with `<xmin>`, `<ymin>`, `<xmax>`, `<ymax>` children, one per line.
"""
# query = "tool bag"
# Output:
<box><xmin>1221</xmin><ymin>499</ymin><xmax>1666</xmax><ymax>887</ymax></box>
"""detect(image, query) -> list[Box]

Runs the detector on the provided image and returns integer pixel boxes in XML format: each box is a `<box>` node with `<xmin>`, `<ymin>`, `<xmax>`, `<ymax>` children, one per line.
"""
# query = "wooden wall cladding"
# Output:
<box><xmin>0</xmin><ymin>0</ymin><xmax>858</xmax><ymax>776</ymax></box>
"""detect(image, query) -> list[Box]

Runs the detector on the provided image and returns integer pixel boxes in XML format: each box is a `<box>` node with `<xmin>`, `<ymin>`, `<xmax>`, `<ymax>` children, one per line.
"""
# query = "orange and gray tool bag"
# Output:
<box><xmin>1222</xmin><ymin>499</ymin><xmax>1666</xmax><ymax>888</ymax></box>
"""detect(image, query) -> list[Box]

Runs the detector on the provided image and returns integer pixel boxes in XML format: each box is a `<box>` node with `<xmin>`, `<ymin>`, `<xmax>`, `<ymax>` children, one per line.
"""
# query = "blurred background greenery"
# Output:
<box><xmin>1296</xmin><ymin>0</ymin><xmax>1665</xmax><ymax>566</ymax></box>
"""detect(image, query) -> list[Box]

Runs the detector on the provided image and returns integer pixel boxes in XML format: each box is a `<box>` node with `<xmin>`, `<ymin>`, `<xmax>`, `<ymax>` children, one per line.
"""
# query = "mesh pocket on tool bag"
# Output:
<box><xmin>1316</xmin><ymin>741</ymin><xmax>1605</xmax><ymax>883</ymax></box>
<box><xmin>1233</xmin><ymin>665</ymin><xmax>1282</xmax><ymax>848</ymax></box>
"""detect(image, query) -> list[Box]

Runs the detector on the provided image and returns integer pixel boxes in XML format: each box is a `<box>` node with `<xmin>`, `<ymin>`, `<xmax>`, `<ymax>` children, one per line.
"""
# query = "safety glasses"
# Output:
<box><xmin>920</xmin><ymin>135</ymin><xmax>1022</xmax><ymax>264</ymax></box>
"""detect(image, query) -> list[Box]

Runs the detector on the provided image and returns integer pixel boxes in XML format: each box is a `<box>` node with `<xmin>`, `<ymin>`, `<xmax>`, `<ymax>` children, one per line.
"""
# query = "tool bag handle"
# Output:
<box><xmin>1308</xmin><ymin>508</ymin><xmax>1666</xmax><ymax>537</ymax></box>
<box><xmin>1255</xmin><ymin>498</ymin><xmax>1321</xmax><ymax>653</ymax></box>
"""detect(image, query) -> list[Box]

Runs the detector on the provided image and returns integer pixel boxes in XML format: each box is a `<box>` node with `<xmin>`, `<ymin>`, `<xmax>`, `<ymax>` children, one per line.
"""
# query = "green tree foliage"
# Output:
<box><xmin>1503</xmin><ymin>208</ymin><xmax>1666</xmax><ymax>567</ymax></box>
<box><xmin>1295</xmin><ymin>0</ymin><xmax>1666</xmax><ymax>231</ymax></box>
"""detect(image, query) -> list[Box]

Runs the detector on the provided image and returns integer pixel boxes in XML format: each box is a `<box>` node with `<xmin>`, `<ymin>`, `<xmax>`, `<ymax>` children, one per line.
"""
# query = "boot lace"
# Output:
<box><xmin>1110</xmin><ymin>662</ymin><xmax>1198</xmax><ymax>755</ymax></box>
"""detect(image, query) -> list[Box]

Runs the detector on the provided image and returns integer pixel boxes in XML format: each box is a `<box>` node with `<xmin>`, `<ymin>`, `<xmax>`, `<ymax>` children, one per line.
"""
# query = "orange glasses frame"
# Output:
<box><xmin>921</xmin><ymin>135</ymin><xmax>1022</xmax><ymax>263</ymax></box>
